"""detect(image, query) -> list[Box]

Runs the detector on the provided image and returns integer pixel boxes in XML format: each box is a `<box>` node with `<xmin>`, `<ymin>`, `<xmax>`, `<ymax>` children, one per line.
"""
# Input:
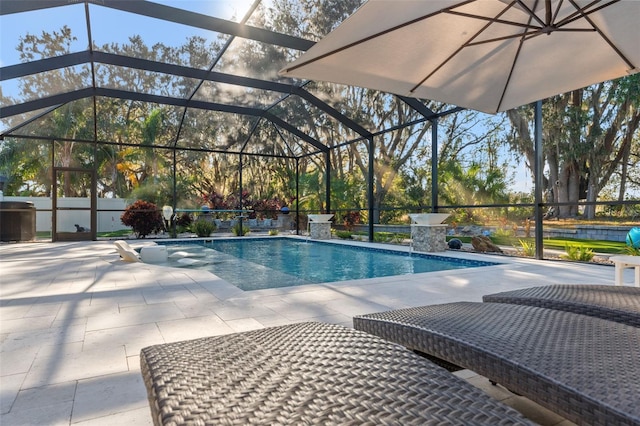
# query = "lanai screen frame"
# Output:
<box><xmin>1</xmin><ymin>1</ymin><xmax>462</xmax><ymax>238</ymax></box>
<box><xmin>0</xmin><ymin>0</ymin><xmax>585</xmax><ymax>258</ymax></box>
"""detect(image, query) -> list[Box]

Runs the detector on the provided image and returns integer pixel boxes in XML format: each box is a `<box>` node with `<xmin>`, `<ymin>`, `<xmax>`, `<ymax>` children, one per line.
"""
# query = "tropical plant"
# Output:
<box><xmin>342</xmin><ymin>211</ymin><xmax>360</xmax><ymax>231</ymax></box>
<box><xmin>192</xmin><ymin>219</ymin><xmax>216</xmax><ymax>237</ymax></box>
<box><xmin>335</xmin><ymin>230</ymin><xmax>353</xmax><ymax>239</ymax></box>
<box><xmin>251</xmin><ymin>197</ymin><xmax>286</xmax><ymax>219</ymax></box>
<box><xmin>268</xmin><ymin>229</ymin><xmax>279</xmax><ymax>236</ymax></box>
<box><xmin>494</xmin><ymin>226</ymin><xmax>515</xmax><ymax>238</ymax></box>
<box><xmin>624</xmin><ymin>245</ymin><xmax>640</xmax><ymax>256</ymax></box>
<box><xmin>624</xmin><ymin>234</ymin><xmax>640</xmax><ymax>256</ymax></box>
<box><xmin>120</xmin><ymin>200</ymin><xmax>164</xmax><ymax>238</ymax></box>
<box><xmin>391</xmin><ymin>233</ymin><xmax>409</xmax><ymax>244</ymax></box>
<box><xmin>175</xmin><ymin>213</ymin><xmax>192</xmax><ymax>233</ymax></box>
<box><xmin>232</xmin><ymin>222</ymin><xmax>250</xmax><ymax>236</ymax></box>
<box><xmin>561</xmin><ymin>245</ymin><xmax>595</xmax><ymax>261</ymax></box>
<box><xmin>516</xmin><ymin>239</ymin><xmax>536</xmax><ymax>257</ymax></box>
<box><xmin>373</xmin><ymin>232</ymin><xmax>394</xmax><ymax>243</ymax></box>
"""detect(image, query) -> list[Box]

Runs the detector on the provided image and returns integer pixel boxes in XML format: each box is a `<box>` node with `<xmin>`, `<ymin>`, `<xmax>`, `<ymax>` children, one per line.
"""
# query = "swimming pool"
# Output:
<box><xmin>158</xmin><ymin>238</ymin><xmax>497</xmax><ymax>291</ymax></box>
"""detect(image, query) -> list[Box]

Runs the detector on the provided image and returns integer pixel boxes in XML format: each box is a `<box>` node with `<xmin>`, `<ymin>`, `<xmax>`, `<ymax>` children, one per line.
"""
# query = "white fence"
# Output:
<box><xmin>3</xmin><ymin>197</ymin><xmax>130</xmax><ymax>233</ymax></box>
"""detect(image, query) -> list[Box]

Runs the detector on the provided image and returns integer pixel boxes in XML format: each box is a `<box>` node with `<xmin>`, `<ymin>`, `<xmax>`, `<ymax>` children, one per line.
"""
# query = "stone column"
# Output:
<box><xmin>309</xmin><ymin>222</ymin><xmax>332</xmax><ymax>240</ymax></box>
<box><xmin>277</xmin><ymin>214</ymin><xmax>293</xmax><ymax>231</ymax></box>
<box><xmin>411</xmin><ymin>225</ymin><xmax>448</xmax><ymax>252</ymax></box>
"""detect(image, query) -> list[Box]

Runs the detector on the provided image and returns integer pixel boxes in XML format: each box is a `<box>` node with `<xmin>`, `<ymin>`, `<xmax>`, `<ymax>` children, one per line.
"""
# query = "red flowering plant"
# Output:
<box><xmin>202</xmin><ymin>190</ymin><xmax>252</xmax><ymax>218</ymax></box>
<box><xmin>201</xmin><ymin>191</ymin><xmax>294</xmax><ymax>220</ymax></box>
<box><xmin>226</xmin><ymin>190</ymin><xmax>251</xmax><ymax>210</ymax></box>
<box><xmin>343</xmin><ymin>211</ymin><xmax>361</xmax><ymax>231</ymax></box>
<box><xmin>120</xmin><ymin>200</ymin><xmax>164</xmax><ymax>238</ymax></box>
<box><xmin>251</xmin><ymin>198</ymin><xmax>284</xmax><ymax>219</ymax></box>
<box><xmin>203</xmin><ymin>191</ymin><xmax>229</xmax><ymax>210</ymax></box>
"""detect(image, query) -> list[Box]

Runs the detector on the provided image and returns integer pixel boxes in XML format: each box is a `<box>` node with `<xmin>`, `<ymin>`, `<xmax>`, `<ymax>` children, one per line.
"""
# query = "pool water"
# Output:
<box><xmin>158</xmin><ymin>238</ymin><xmax>496</xmax><ymax>291</ymax></box>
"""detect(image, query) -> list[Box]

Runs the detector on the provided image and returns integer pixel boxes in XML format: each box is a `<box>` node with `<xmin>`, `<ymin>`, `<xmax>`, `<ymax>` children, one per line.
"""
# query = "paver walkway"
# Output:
<box><xmin>0</xmin><ymin>239</ymin><xmax>623</xmax><ymax>425</ymax></box>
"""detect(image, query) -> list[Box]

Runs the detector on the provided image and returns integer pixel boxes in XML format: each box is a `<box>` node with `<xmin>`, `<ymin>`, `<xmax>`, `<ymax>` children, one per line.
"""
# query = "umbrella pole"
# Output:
<box><xmin>431</xmin><ymin>119</ymin><xmax>438</xmax><ymax>213</ymax></box>
<box><xmin>534</xmin><ymin>100</ymin><xmax>544</xmax><ymax>260</ymax></box>
<box><xmin>368</xmin><ymin>136</ymin><xmax>375</xmax><ymax>241</ymax></box>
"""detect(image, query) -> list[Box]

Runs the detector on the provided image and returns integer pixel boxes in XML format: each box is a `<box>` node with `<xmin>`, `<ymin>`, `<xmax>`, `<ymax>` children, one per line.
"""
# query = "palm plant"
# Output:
<box><xmin>561</xmin><ymin>245</ymin><xmax>594</xmax><ymax>262</ymax></box>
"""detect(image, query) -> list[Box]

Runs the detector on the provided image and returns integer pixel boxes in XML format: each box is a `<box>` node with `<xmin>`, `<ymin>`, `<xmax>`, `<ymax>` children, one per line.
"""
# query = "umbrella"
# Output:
<box><xmin>280</xmin><ymin>0</ymin><xmax>639</xmax><ymax>114</ymax></box>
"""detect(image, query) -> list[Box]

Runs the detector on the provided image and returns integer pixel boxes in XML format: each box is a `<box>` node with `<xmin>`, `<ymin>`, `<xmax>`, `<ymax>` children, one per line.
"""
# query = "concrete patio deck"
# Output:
<box><xmin>0</xmin><ymin>239</ymin><xmax>624</xmax><ymax>425</ymax></box>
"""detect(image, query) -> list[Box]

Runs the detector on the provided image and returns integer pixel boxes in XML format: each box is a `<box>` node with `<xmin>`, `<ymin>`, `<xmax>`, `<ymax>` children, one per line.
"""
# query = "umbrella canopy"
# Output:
<box><xmin>280</xmin><ymin>0</ymin><xmax>640</xmax><ymax>113</ymax></box>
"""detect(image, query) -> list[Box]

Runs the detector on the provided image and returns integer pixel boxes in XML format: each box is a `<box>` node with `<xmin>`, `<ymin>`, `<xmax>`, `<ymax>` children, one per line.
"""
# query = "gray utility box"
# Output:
<box><xmin>0</xmin><ymin>201</ymin><xmax>36</xmax><ymax>242</ymax></box>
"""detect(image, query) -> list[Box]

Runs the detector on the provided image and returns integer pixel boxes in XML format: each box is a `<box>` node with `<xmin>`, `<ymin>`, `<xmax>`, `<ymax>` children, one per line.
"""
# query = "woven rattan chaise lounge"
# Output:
<box><xmin>140</xmin><ymin>322</ymin><xmax>533</xmax><ymax>425</ymax></box>
<box><xmin>354</xmin><ymin>302</ymin><xmax>640</xmax><ymax>426</ymax></box>
<box><xmin>483</xmin><ymin>284</ymin><xmax>640</xmax><ymax>327</ymax></box>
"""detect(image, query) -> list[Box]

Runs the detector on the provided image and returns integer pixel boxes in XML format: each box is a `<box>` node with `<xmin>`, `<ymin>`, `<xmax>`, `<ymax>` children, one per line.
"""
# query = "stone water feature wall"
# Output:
<box><xmin>411</xmin><ymin>225</ymin><xmax>448</xmax><ymax>252</ymax></box>
<box><xmin>310</xmin><ymin>222</ymin><xmax>332</xmax><ymax>240</ymax></box>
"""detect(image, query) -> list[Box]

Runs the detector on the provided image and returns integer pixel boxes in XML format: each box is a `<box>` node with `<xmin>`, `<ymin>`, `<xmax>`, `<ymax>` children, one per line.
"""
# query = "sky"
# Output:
<box><xmin>1</xmin><ymin>1</ymin><xmax>259</xmax><ymax>69</ymax></box>
<box><xmin>1</xmin><ymin>0</ymin><xmax>270</xmax><ymax>106</ymax></box>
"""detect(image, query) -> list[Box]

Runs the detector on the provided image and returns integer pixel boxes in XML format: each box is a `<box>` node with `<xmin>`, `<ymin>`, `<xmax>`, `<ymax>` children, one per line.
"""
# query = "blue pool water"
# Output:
<box><xmin>158</xmin><ymin>238</ymin><xmax>496</xmax><ymax>291</ymax></box>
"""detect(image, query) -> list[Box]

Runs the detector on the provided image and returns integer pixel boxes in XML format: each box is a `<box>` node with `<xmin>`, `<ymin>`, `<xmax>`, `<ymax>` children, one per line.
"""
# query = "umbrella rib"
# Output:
<box><xmin>410</xmin><ymin>0</ymin><xmax>517</xmax><ymax>94</ymax></box>
<box><xmin>496</xmin><ymin>39</ymin><xmax>525</xmax><ymax>112</ymax></box>
<box><xmin>545</xmin><ymin>0</ymin><xmax>553</xmax><ymax>25</ymax></box>
<box><xmin>513</xmin><ymin>0</ymin><xmax>547</xmax><ymax>27</ymax></box>
<box><xmin>566</xmin><ymin>0</ymin><xmax>635</xmax><ymax>70</ymax></box>
<box><xmin>550</xmin><ymin>0</ymin><xmax>564</xmax><ymax>25</ymax></box>
<box><xmin>466</xmin><ymin>30</ymin><xmax>544</xmax><ymax>47</ymax></box>
<box><xmin>554</xmin><ymin>0</ymin><xmax>618</xmax><ymax>28</ymax></box>
<box><xmin>496</xmin><ymin>1</ymin><xmax>540</xmax><ymax>112</ymax></box>
<box><xmin>465</xmin><ymin>27</ymin><xmax>594</xmax><ymax>47</ymax></box>
<box><xmin>444</xmin><ymin>10</ymin><xmax>539</xmax><ymax>31</ymax></box>
<box><xmin>282</xmin><ymin>0</ymin><xmax>477</xmax><ymax>73</ymax></box>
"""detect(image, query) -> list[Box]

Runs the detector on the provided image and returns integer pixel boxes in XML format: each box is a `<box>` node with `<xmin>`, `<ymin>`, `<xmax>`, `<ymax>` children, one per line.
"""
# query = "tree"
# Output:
<box><xmin>12</xmin><ymin>26</ymin><xmax>95</xmax><ymax>197</ymax></box>
<box><xmin>400</xmin><ymin>110</ymin><xmax>510</xmax><ymax>211</ymax></box>
<box><xmin>0</xmin><ymin>139</ymin><xmax>51</xmax><ymax>196</ymax></box>
<box><xmin>507</xmin><ymin>76</ymin><xmax>640</xmax><ymax>219</ymax></box>
<box><xmin>120</xmin><ymin>200</ymin><xmax>164</xmax><ymax>238</ymax></box>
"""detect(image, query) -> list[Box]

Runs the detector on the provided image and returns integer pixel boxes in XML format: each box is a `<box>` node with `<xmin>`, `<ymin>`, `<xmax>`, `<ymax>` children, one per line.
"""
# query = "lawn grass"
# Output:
<box><xmin>35</xmin><ymin>229</ymin><xmax>132</xmax><ymax>239</ymax></box>
<box><xmin>539</xmin><ymin>237</ymin><xmax>626</xmax><ymax>254</ymax></box>
<box><xmin>97</xmin><ymin>229</ymin><xmax>133</xmax><ymax>238</ymax></box>
<box><xmin>449</xmin><ymin>235</ymin><xmax>628</xmax><ymax>254</ymax></box>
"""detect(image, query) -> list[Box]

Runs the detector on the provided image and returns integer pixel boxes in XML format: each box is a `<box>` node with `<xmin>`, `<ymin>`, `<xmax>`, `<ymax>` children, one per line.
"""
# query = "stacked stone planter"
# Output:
<box><xmin>409</xmin><ymin>213</ymin><xmax>450</xmax><ymax>253</ymax></box>
<box><xmin>308</xmin><ymin>214</ymin><xmax>334</xmax><ymax>240</ymax></box>
<box><xmin>411</xmin><ymin>224</ymin><xmax>448</xmax><ymax>252</ymax></box>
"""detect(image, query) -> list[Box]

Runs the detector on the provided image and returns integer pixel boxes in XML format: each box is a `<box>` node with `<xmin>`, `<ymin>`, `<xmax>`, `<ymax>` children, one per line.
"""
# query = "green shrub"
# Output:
<box><xmin>391</xmin><ymin>233</ymin><xmax>409</xmax><ymax>244</ymax></box>
<box><xmin>516</xmin><ymin>239</ymin><xmax>536</xmax><ymax>257</ymax></box>
<box><xmin>120</xmin><ymin>200</ymin><xmax>164</xmax><ymax>239</ymax></box>
<box><xmin>373</xmin><ymin>232</ymin><xmax>390</xmax><ymax>242</ymax></box>
<box><xmin>335</xmin><ymin>230</ymin><xmax>353</xmax><ymax>239</ymax></box>
<box><xmin>192</xmin><ymin>219</ymin><xmax>216</xmax><ymax>237</ymax></box>
<box><xmin>374</xmin><ymin>232</ymin><xmax>402</xmax><ymax>243</ymax></box>
<box><xmin>494</xmin><ymin>227</ymin><xmax>515</xmax><ymax>238</ymax></box>
<box><xmin>268</xmin><ymin>229</ymin><xmax>279</xmax><ymax>236</ymax></box>
<box><xmin>624</xmin><ymin>245</ymin><xmax>640</xmax><ymax>256</ymax></box>
<box><xmin>561</xmin><ymin>244</ymin><xmax>594</xmax><ymax>261</ymax></box>
<box><xmin>624</xmin><ymin>235</ymin><xmax>640</xmax><ymax>256</ymax></box>
<box><xmin>232</xmin><ymin>222</ymin><xmax>250</xmax><ymax>236</ymax></box>
<box><xmin>175</xmin><ymin>212</ymin><xmax>192</xmax><ymax>233</ymax></box>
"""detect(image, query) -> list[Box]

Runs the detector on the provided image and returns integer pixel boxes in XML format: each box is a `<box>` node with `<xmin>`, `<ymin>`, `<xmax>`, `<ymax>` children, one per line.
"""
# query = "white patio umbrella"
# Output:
<box><xmin>280</xmin><ymin>0</ymin><xmax>639</xmax><ymax>258</ymax></box>
<box><xmin>280</xmin><ymin>0</ymin><xmax>639</xmax><ymax>114</ymax></box>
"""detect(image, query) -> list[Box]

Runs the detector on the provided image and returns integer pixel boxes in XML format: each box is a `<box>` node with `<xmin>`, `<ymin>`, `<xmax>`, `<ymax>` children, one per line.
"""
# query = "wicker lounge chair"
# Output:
<box><xmin>140</xmin><ymin>322</ymin><xmax>533</xmax><ymax>426</ymax></box>
<box><xmin>354</xmin><ymin>302</ymin><xmax>640</xmax><ymax>426</ymax></box>
<box><xmin>483</xmin><ymin>284</ymin><xmax>640</xmax><ymax>327</ymax></box>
